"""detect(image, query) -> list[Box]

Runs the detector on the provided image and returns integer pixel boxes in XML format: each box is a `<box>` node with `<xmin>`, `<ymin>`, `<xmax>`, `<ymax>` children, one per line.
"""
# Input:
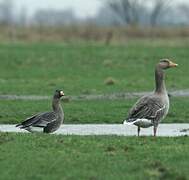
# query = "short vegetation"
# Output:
<box><xmin>0</xmin><ymin>41</ymin><xmax>189</xmax><ymax>179</ymax></box>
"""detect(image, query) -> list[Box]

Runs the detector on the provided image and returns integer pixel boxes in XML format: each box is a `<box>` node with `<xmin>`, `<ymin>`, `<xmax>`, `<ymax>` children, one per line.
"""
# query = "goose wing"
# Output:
<box><xmin>16</xmin><ymin>112</ymin><xmax>56</xmax><ymax>129</ymax></box>
<box><xmin>127</xmin><ymin>95</ymin><xmax>165</xmax><ymax>123</ymax></box>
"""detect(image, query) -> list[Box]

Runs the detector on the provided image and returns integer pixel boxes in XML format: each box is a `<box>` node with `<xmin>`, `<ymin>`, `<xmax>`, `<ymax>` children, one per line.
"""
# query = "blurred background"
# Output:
<box><xmin>1</xmin><ymin>0</ymin><xmax>189</xmax><ymax>43</ymax></box>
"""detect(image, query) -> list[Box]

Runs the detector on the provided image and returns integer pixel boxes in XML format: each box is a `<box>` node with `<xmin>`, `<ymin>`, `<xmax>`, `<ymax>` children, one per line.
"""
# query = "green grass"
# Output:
<box><xmin>0</xmin><ymin>97</ymin><xmax>189</xmax><ymax>124</ymax></box>
<box><xmin>0</xmin><ymin>133</ymin><xmax>188</xmax><ymax>180</ymax></box>
<box><xmin>0</xmin><ymin>42</ymin><xmax>188</xmax><ymax>96</ymax></box>
<box><xmin>0</xmin><ymin>41</ymin><xmax>189</xmax><ymax>124</ymax></box>
<box><xmin>0</xmin><ymin>41</ymin><xmax>189</xmax><ymax>180</ymax></box>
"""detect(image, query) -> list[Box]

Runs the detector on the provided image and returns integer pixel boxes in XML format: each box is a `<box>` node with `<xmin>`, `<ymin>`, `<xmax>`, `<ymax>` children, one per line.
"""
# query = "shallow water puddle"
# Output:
<box><xmin>0</xmin><ymin>124</ymin><xmax>189</xmax><ymax>137</ymax></box>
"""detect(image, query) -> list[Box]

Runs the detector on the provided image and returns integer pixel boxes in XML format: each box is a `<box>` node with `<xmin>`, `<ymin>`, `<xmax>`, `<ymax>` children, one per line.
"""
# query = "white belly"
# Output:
<box><xmin>133</xmin><ymin>119</ymin><xmax>153</xmax><ymax>128</ymax></box>
<box><xmin>124</xmin><ymin>119</ymin><xmax>153</xmax><ymax>128</ymax></box>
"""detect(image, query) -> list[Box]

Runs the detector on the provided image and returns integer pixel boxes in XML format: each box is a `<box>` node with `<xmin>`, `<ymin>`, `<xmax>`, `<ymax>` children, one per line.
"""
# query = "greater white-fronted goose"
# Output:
<box><xmin>123</xmin><ymin>59</ymin><xmax>178</xmax><ymax>136</ymax></box>
<box><xmin>16</xmin><ymin>90</ymin><xmax>64</xmax><ymax>133</ymax></box>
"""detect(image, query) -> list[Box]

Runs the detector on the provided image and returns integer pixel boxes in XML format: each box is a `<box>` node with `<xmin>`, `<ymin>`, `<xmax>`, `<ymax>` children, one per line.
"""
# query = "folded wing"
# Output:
<box><xmin>16</xmin><ymin>112</ymin><xmax>56</xmax><ymax>130</ymax></box>
<box><xmin>127</xmin><ymin>96</ymin><xmax>165</xmax><ymax>123</ymax></box>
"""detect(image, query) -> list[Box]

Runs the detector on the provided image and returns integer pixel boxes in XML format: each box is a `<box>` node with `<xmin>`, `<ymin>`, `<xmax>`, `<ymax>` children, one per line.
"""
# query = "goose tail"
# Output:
<box><xmin>123</xmin><ymin>120</ymin><xmax>135</xmax><ymax>125</ymax></box>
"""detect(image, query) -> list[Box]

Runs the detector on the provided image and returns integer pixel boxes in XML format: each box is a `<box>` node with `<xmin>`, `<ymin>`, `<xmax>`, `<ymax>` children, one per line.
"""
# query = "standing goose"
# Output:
<box><xmin>16</xmin><ymin>90</ymin><xmax>65</xmax><ymax>133</ymax></box>
<box><xmin>123</xmin><ymin>59</ymin><xmax>178</xmax><ymax>136</ymax></box>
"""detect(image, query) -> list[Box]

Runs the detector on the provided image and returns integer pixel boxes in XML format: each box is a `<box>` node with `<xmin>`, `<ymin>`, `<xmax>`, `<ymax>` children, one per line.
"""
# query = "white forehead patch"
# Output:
<box><xmin>60</xmin><ymin>91</ymin><xmax>64</xmax><ymax>95</ymax></box>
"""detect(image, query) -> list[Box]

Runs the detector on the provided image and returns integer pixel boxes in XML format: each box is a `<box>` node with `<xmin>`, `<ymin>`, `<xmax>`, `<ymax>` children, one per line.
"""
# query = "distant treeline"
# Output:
<box><xmin>1</xmin><ymin>0</ymin><xmax>189</xmax><ymax>27</ymax></box>
<box><xmin>1</xmin><ymin>25</ymin><xmax>189</xmax><ymax>43</ymax></box>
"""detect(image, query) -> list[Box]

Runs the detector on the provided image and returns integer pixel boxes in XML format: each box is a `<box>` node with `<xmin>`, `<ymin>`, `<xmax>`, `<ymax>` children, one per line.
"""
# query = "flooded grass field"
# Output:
<box><xmin>0</xmin><ymin>41</ymin><xmax>189</xmax><ymax>179</ymax></box>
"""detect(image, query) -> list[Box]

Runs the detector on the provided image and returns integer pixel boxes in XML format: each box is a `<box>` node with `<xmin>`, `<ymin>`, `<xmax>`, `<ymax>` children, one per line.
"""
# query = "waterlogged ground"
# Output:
<box><xmin>0</xmin><ymin>41</ymin><xmax>189</xmax><ymax>179</ymax></box>
<box><xmin>1</xmin><ymin>124</ymin><xmax>189</xmax><ymax>137</ymax></box>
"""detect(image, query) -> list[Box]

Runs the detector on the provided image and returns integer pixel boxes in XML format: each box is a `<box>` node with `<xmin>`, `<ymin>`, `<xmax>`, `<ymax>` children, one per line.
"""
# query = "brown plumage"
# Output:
<box><xmin>123</xmin><ymin>59</ymin><xmax>178</xmax><ymax>136</ymax></box>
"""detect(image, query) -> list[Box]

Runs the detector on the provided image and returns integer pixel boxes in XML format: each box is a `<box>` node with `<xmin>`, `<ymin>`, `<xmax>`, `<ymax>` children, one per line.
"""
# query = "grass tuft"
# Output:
<box><xmin>104</xmin><ymin>77</ymin><xmax>117</xmax><ymax>85</ymax></box>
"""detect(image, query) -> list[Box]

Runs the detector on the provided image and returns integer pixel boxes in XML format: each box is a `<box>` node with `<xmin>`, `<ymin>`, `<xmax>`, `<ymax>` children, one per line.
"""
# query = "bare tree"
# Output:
<box><xmin>33</xmin><ymin>8</ymin><xmax>76</xmax><ymax>26</ymax></box>
<box><xmin>18</xmin><ymin>6</ymin><xmax>28</xmax><ymax>26</ymax></box>
<box><xmin>0</xmin><ymin>0</ymin><xmax>14</xmax><ymax>25</ymax></box>
<box><xmin>178</xmin><ymin>3</ymin><xmax>189</xmax><ymax>24</ymax></box>
<box><xmin>150</xmin><ymin>0</ymin><xmax>170</xmax><ymax>27</ymax></box>
<box><xmin>104</xmin><ymin>0</ymin><xmax>170</xmax><ymax>26</ymax></box>
<box><xmin>105</xmin><ymin>0</ymin><xmax>144</xmax><ymax>26</ymax></box>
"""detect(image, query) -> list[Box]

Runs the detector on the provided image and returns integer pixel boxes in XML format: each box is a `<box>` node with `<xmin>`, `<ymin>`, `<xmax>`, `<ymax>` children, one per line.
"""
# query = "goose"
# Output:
<box><xmin>123</xmin><ymin>59</ymin><xmax>178</xmax><ymax>136</ymax></box>
<box><xmin>16</xmin><ymin>90</ymin><xmax>64</xmax><ymax>133</ymax></box>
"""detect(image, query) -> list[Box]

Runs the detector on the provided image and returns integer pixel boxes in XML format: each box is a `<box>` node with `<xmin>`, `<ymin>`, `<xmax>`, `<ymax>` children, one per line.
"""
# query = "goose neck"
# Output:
<box><xmin>155</xmin><ymin>66</ymin><xmax>166</xmax><ymax>94</ymax></box>
<box><xmin>52</xmin><ymin>98</ymin><xmax>63</xmax><ymax>113</ymax></box>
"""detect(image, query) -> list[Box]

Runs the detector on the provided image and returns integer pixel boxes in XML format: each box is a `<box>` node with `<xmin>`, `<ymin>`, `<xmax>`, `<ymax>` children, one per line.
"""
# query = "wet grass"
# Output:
<box><xmin>0</xmin><ymin>41</ymin><xmax>189</xmax><ymax>180</ymax></box>
<box><xmin>0</xmin><ymin>42</ymin><xmax>187</xmax><ymax>96</ymax></box>
<box><xmin>0</xmin><ymin>97</ymin><xmax>188</xmax><ymax>124</ymax></box>
<box><xmin>0</xmin><ymin>42</ymin><xmax>188</xmax><ymax>124</ymax></box>
<box><xmin>0</xmin><ymin>133</ymin><xmax>188</xmax><ymax>180</ymax></box>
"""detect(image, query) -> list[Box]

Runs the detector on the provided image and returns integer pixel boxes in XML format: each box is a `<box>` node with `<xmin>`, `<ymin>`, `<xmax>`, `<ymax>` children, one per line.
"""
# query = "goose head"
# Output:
<box><xmin>54</xmin><ymin>90</ymin><xmax>65</xmax><ymax>99</ymax></box>
<box><xmin>158</xmin><ymin>59</ymin><xmax>178</xmax><ymax>70</ymax></box>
